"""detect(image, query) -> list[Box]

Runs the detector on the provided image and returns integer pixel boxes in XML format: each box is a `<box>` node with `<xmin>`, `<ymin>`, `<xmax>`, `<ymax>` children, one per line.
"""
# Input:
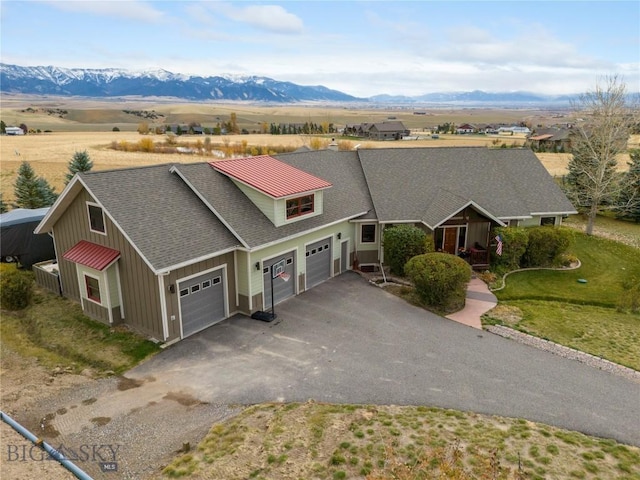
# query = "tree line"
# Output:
<box><xmin>0</xmin><ymin>151</ymin><xmax>93</xmax><ymax>213</ymax></box>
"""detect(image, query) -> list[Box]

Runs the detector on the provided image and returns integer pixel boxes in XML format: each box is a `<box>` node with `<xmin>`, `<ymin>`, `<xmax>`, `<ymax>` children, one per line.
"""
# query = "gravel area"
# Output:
<box><xmin>486</xmin><ymin>325</ymin><xmax>640</xmax><ymax>383</ymax></box>
<box><xmin>6</xmin><ymin>373</ymin><xmax>242</xmax><ymax>480</ymax></box>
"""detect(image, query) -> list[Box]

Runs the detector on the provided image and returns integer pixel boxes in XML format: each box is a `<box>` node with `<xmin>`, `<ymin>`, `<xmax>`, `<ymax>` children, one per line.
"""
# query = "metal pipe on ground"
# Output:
<box><xmin>0</xmin><ymin>410</ymin><xmax>94</xmax><ymax>480</ymax></box>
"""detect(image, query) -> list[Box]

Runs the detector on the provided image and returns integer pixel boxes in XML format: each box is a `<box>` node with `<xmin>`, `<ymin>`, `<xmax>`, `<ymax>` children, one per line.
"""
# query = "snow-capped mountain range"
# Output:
<box><xmin>0</xmin><ymin>63</ymin><xmax>361</xmax><ymax>103</ymax></box>
<box><xmin>1</xmin><ymin>63</ymin><xmax>577</xmax><ymax>105</ymax></box>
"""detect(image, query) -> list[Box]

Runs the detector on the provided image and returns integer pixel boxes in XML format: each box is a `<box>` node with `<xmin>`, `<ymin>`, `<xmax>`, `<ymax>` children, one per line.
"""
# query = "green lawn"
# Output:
<box><xmin>495</xmin><ymin>301</ymin><xmax>640</xmax><ymax>370</ymax></box>
<box><xmin>485</xmin><ymin>231</ymin><xmax>640</xmax><ymax>370</ymax></box>
<box><xmin>496</xmin><ymin>234</ymin><xmax>640</xmax><ymax>308</ymax></box>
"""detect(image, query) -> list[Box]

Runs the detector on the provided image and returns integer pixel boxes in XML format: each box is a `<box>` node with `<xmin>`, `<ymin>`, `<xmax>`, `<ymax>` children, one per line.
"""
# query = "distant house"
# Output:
<box><xmin>34</xmin><ymin>147</ymin><xmax>576</xmax><ymax>344</ymax></box>
<box><xmin>5</xmin><ymin>126</ymin><xmax>25</xmax><ymax>135</ymax></box>
<box><xmin>345</xmin><ymin>121</ymin><xmax>410</xmax><ymax>140</ymax></box>
<box><xmin>527</xmin><ymin>127</ymin><xmax>573</xmax><ymax>152</ymax></box>
<box><xmin>456</xmin><ymin>124</ymin><xmax>476</xmax><ymax>134</ymax></box>
<box><xmin>499</xmin><ymin>126</ymin><xmax>531</xmax><ymax>135</ymax></box>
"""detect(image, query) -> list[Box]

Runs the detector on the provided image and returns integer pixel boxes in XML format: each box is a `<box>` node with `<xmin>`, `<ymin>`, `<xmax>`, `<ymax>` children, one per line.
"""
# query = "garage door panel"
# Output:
<box><xmin>263</xmin><ymin>253</ymin><xmax>295</xmax><ymax>308</ymax></box>
<box><xmin>306</xmin><ymin>238</ymin><xmax>332</xmax><ymax>289</ymax></box>
<box><xmin>180</xmin><ymin>271</ymin><xmax>225</xmax><ymax>338</ymax></box>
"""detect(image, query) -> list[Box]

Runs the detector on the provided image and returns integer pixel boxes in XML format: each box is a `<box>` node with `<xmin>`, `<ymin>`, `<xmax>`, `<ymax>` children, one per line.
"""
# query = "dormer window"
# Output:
<box><xmin>87</xmin><ymin>203</ymin><xmax>106</xmax><ymax>234</ymax></box>
<box><xmin>286</xmin><ymin>195</ymin><xmax>314</xmax><ymax>219</ymax></box>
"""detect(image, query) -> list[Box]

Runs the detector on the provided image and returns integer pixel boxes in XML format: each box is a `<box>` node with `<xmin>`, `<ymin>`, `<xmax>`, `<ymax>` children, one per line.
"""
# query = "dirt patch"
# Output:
<box><xmin>117</xmin><ymin>376</ymin><xmax>144</xmax><ymax>390</ymax></box>
<box><xmin>90</xmin><ymin>416</ymin><xmax>111</xmax><ymax>426</ymax></box>
<box><xmin>163</xmin><ymin>391</ymin><xmax>206</xmax><ymax>407</ymax></box>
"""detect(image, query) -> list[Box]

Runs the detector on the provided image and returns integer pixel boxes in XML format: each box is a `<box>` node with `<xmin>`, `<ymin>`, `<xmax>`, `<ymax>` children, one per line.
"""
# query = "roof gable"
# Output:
<box><xmin>38</xmin><ymin>164</ymin><xmax>241</xmax><ymax>273</ymax></box>
<box><xmin>211</xmin><ymin>155</ymin><xmax>332</xmax><ymax>198</ymax></box>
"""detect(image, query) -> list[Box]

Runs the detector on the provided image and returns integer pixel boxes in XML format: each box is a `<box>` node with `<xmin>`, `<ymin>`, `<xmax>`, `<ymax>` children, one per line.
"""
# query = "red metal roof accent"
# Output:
<box><xmin>210</xmin><ymin>155</ymin><xmax>332</xmax><ymax>198</ymax></box>
<box><xmin>63</xmin><ymin>240</ymin><xmax>120</xmax><ymax>271</ymax></box>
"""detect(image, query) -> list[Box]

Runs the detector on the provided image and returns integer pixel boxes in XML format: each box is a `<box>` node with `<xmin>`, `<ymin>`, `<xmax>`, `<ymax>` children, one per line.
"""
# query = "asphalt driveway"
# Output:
<box><xmin>129</xmin><ymin>271</ymin><xmax>640</xmax><ymax>447</ymax></box>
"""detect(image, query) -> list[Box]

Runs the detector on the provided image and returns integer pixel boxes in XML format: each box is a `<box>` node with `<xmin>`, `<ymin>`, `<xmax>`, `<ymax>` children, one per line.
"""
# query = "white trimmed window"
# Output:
<box><xmin>84</xmin><ymin>274</ymin><xmax>102</xmax><ymax>304</ymax></box>
<box><xmin>87</xmin><ymin>203</ymin><xmax>106</xmax><ymax>234</ymax></box>
<box><xmin>361</xmin><ymin>224</ymin><xmax>376</xmax><ymax>243</ymax></box>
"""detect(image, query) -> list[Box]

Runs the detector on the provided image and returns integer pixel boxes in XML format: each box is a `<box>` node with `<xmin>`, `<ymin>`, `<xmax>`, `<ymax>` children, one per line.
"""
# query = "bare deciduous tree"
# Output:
<box><xmin>566</xmin><ymin>75</ymin><xmax>638</xmax><ymax>235</ymax></box>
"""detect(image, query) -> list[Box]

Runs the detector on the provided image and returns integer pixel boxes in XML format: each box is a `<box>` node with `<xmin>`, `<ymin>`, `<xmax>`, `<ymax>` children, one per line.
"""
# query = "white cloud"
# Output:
<box><xmin>39</xmin><ymin>0</ymin><xmax>165</xmax><ymax>23</ymax></box>
<box><xmin>215</xmin><ymin>3</ymin><xmax>304</xmax><ymax>34</ymax></box>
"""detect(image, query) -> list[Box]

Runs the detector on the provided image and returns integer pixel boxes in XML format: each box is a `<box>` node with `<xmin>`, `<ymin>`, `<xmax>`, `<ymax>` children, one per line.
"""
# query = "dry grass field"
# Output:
<box><xmin>0</xmin><ymin>131</ymin><xmax>522</xmax><ymax>204</ymax></box>
<box><xmin>1</xmin><ymin>98</ymin><xmax>636</xmax><ymax>205</ymax></box>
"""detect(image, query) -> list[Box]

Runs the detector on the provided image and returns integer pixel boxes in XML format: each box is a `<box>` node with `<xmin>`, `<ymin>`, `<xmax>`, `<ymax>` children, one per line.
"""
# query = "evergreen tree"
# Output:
<box><xmin>0</xmin><ymin>120</ymin><xmax>6</xmax><ymax>134</ymax></box>
<box><xmin>65</xmin><ymin>150</ymin><xmax>94</xmax><ymax>185</ymax></box>
<box><xmin>13</xmin><ymin>161</ymin><xmax>57</xmax><ymax>209</ymax></box>
<box><xmin>615</xmin><ymin>149</ymin><xmax>640</xmax><ymax>222</ymax></box>
<box><xmin>0</xmin><ymin>193</ymin><xmax>8</xmax><ymax>213</ymax></box>
<box><xmin>35</xmin><ymin>177</ymin><xmax>58</xmax><ymax>206</ymax></box>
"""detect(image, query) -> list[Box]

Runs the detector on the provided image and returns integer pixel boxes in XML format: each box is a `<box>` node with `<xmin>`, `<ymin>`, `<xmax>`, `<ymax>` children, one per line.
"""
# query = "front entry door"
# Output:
<box><xmin>443</xmin><ymin>228</ymin><xmax>457</xmax><ymax>254</ymax></box>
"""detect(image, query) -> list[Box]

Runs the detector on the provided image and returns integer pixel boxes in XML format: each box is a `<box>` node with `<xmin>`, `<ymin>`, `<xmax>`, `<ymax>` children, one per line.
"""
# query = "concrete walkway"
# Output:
<box><xmin>446</xmin><ymin>277</ymin><xmax>497</xmax><ymax>329</ymax></box>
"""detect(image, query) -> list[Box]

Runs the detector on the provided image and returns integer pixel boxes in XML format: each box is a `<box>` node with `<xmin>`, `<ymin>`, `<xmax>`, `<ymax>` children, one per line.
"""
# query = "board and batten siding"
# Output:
<box><xmin>51</xmin><ymin>189</ymin><xmax>164</xmax><ymax>340</ymax></box>
<box><xmin>248</xmin><ymin>221</ymin><xmax>351</xmax><ymax>305</ymax></box>
<box><xmin>235</xmin><ymin>249</ymin><xmax>251</xmax><ymax>314</ymax></box>
<box><xmin>163</xmin><ymin>252</ymin><xmax>236</xmax><ymax>340</ymax></box>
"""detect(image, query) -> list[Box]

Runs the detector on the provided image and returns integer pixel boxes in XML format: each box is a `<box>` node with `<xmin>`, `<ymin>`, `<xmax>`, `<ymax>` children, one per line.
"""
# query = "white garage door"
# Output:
<box><xmin>306</xmin><ymin>237</ymin><xmax>332</xmax><ymax>289</ymax></box>
<box><xmin>179</xmin><ymin>270</ymin><xmax>226</xmax><ymax>338</ymax></box>
<box><xmin>263</xmin><ymin>252</ymin><xmax>296</xmax><ymax>309</ymax></box>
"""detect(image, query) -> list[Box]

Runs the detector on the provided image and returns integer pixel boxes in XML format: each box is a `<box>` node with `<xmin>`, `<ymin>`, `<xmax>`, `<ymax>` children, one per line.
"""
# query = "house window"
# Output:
<box><xmin>286</xmin><ymin>195</ymin><xmax>314</xmax><ymax>219</ymax></box>
<box><xmin>540</xmin><ymin>216</ymin><xmax>556</xmax><ymax>226</ymax></box>
<box><xmin>361</xmin><ymin>224</ymin><xmax>376</xmax><ymax>243</ymax></box>
<box><xmin>87</xmin><ymin>203</ymin><xmax>106</xmax><ymax>234</ymax></box>
<box><xmin>85</xmin><ymin>275</ymin><xmax>101</xmax><ymax>303</ymax></box>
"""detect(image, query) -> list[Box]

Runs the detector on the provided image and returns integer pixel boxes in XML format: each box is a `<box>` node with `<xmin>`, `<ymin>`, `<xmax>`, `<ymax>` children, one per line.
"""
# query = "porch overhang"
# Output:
<box><xmin>63</xmin><ymin>240</ymin><xmax>121</xmax><ymax>271</ymax></box>
<box><xmin>427</xmin><ymin>200</ymin><xmax>506</xmax><ymax>230</ymax></box>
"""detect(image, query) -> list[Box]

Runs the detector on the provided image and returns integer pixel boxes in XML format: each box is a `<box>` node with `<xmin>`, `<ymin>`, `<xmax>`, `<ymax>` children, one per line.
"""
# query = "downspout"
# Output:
<box><xmin>1</xmin><ymin>411</ymin><xmax>93</xmax><ymax>480</ymax></box>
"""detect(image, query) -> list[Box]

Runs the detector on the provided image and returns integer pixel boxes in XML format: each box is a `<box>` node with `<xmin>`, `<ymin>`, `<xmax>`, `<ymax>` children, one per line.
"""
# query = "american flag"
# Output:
<box><xmin>495</xmin><ymin>235</ymin><xmax>503</xmax><ymax>256</ymax></box>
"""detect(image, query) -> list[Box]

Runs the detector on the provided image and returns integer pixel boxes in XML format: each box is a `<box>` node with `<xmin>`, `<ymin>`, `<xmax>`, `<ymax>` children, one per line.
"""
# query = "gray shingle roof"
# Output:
<box><xmin>80</xmin><ymin>164</ymin><xmax>241</xmax><ymax>272</ymax></box>
<box><xmin>357</xmin><ymin>147</ymin><xmax>576</xmax><ymax>225</ymax></box>
<box><xmin>173</xmin><ymin>150</ymin><xmax>374</xmax><ymax>249</ymax></box>
<box><xmin>57</xmin><ymin>147</ymin><xmax>574</xmax><ymax>272</ymax></box>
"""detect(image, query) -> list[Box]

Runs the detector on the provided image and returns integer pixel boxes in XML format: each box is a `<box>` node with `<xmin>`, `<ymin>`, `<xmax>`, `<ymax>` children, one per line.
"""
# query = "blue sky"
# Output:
<box><xmin>1</xmin><ymin>1</ymin><xmax>638</xmax><ymax>97</ymax></box>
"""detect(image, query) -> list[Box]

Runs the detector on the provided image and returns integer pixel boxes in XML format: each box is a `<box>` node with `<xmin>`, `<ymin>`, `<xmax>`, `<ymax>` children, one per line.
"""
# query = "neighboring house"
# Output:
<box><xmin>34</xmin><ymin>147</ymin><xmax>576</xmax><ymax>344</ymax></box>
<box><xmin>498</xmin><ymin>126</ymin><xmax>531</xmax><ymax>135</ymax></box>
<box><xmin>527</xmin><ymin>127</ymin><xmax>573</xmax><ymax>152</ymax></box>
<box><xmin>456</xmin><ymin>124</ymin><xmax>476</xmax><ymax>134</ymax></box>
<box><xmin>5</xmin><ymin>126</ymin><xmax>25</xmax><ymax>135</ymax></box>
<box><xmin>344</xmin><ymin>121</ymin><xmax>410</xmax><ymax>140</ymax></box>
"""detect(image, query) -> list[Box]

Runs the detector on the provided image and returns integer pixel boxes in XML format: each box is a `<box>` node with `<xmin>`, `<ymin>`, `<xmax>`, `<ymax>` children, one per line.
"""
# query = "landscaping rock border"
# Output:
<box><xmin>486</xmin><ymin>325</ymin><xmax>640</xmax><ymax>383</ymax></box>
<box><xmin>490</xmin><ymin>259</ymin><xmax>582</xmax><ymax>291</ymax></box>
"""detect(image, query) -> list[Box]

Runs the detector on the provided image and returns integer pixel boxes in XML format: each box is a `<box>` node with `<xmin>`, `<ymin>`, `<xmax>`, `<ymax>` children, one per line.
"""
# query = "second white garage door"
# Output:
<box><xmin>306</xmin><ymin>237</ymin><xmax>332</xmax><ymax>289</ymax></box>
